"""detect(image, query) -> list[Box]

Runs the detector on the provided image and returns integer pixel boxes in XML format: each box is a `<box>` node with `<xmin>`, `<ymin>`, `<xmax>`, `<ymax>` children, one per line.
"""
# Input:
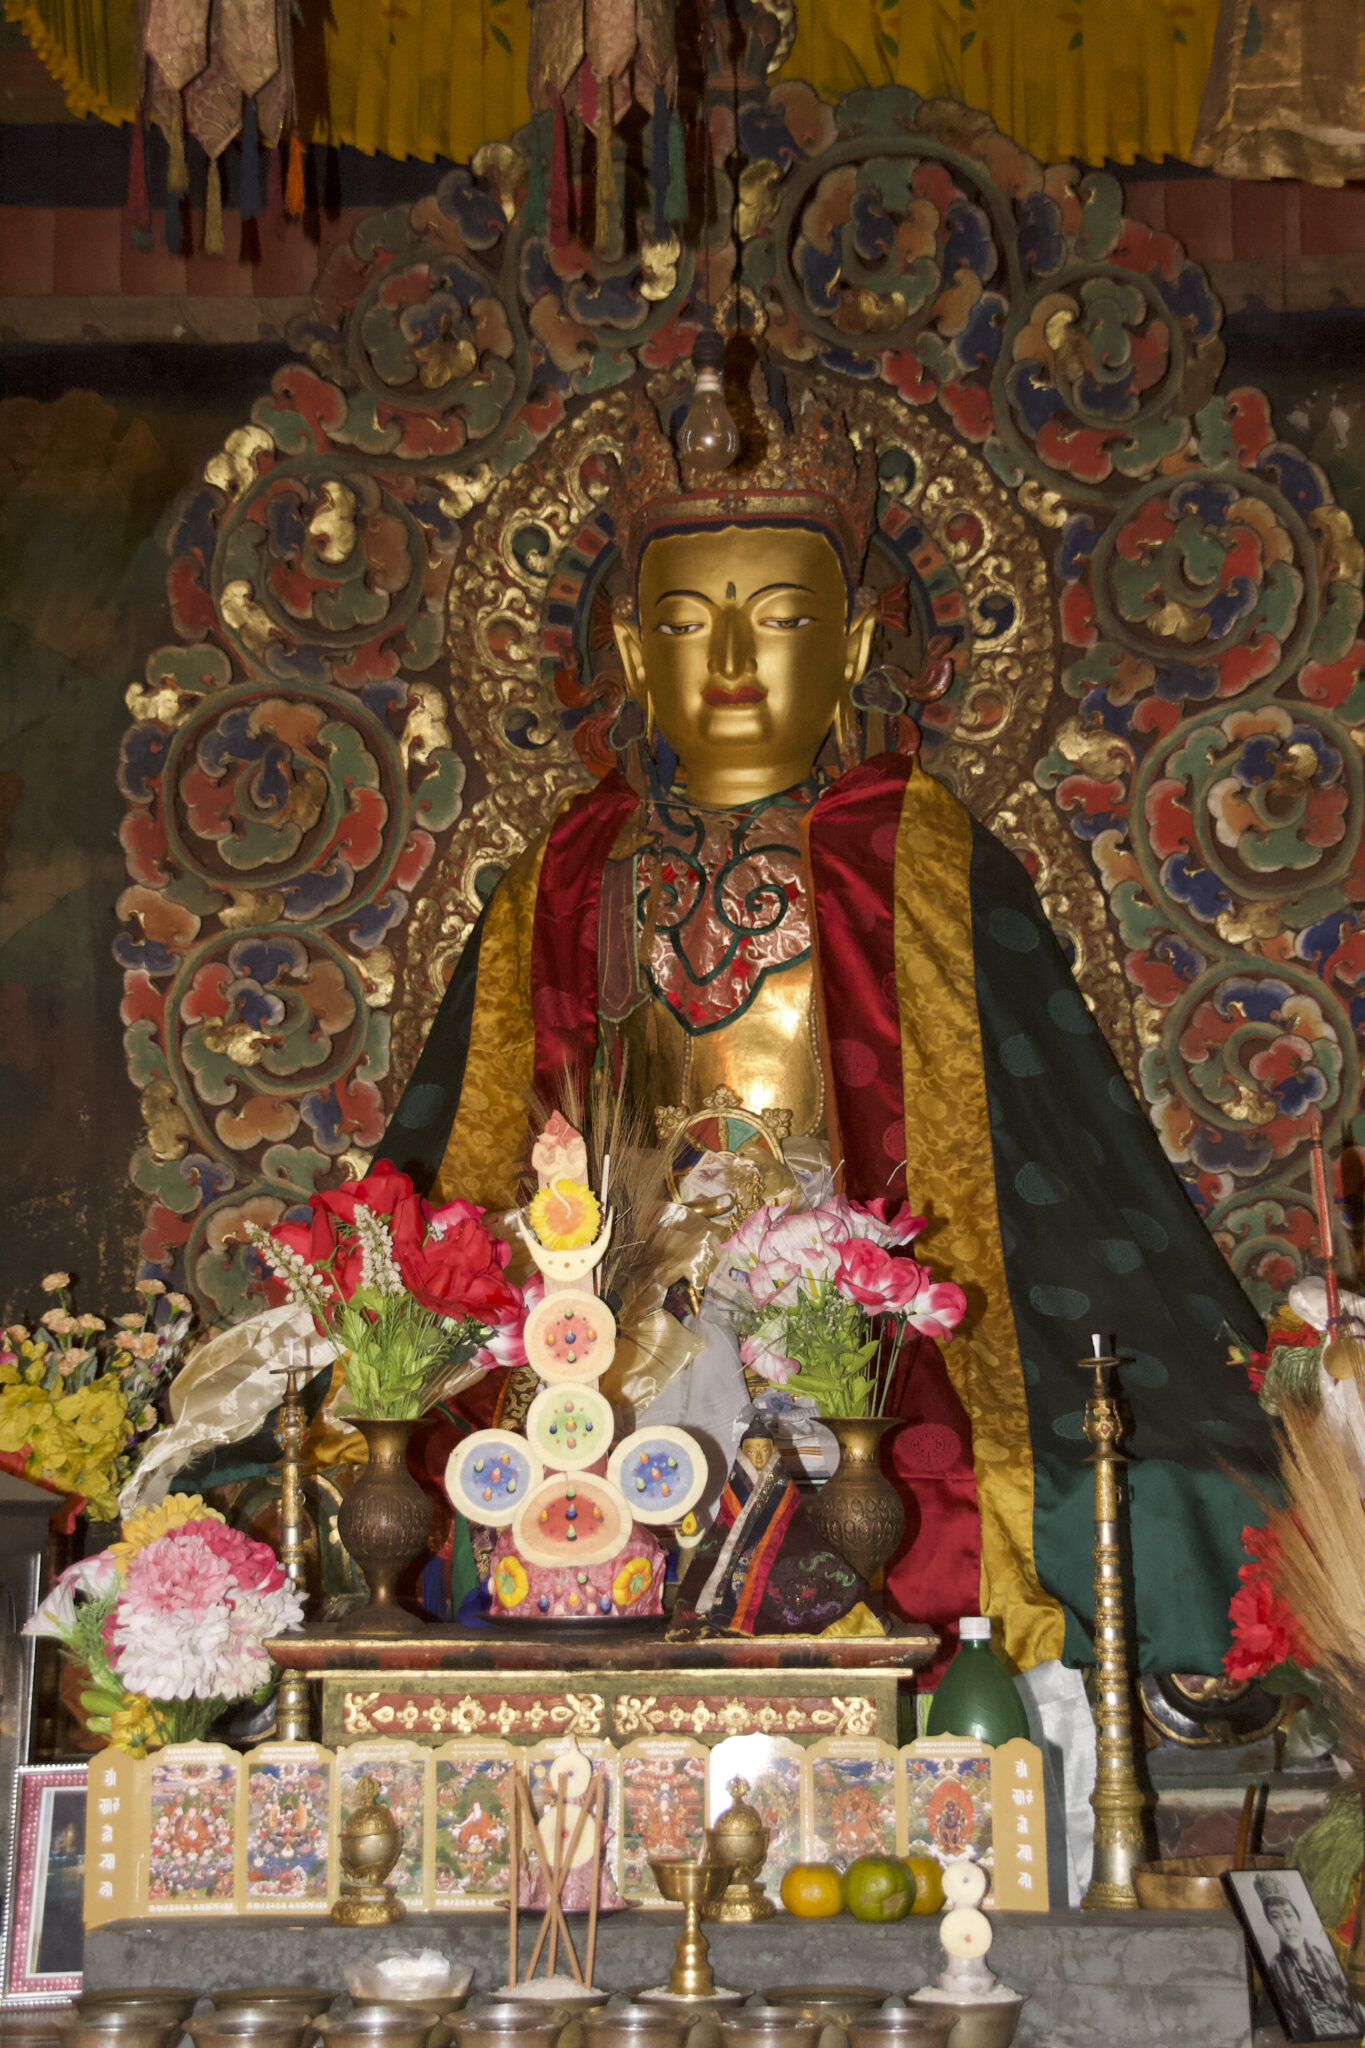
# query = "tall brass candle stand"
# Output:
<box><xmin>273</xmin><ymin>1357</ymin><xmax>313</xmax><ymax>1743</ymax></box>
<box><xmin>1078</xmin><ymin>1336</ymin><xmax>1149</xmax><ymax>1909</ymax></box>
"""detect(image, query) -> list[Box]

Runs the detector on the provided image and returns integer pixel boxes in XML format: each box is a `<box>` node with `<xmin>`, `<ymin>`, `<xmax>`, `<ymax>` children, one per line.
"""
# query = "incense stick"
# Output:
<box><xmin>547</xmin><ymin>1786</ymin><xmax>564</xmax><ymax>1979</ymax></box>
<box><xmin>584</xmin><ymin>1776</ymin><xmax>603</xmax><ymax>1991</ymax></box>
<box><xmin>521</xmin><ymin>1778</ymin><xmax>553</xmax><ymax>1981</ymax></box>
<box><xmin>1310</xmin><ymin>1110</ymin><xmax>1342</xmax><ymax>1328</ymax></box>
<box><xmin>508</xmin><ymin>1769</ymin><xmax>519</xmax><ymax>1988</ymax></box>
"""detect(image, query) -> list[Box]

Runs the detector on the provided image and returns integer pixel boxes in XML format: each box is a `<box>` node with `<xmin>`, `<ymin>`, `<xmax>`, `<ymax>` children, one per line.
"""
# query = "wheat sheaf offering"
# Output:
<box><xmin>444</xmin><ymin>1112</ymin><xmax>706</xmax><ymax>1623</ymax></box>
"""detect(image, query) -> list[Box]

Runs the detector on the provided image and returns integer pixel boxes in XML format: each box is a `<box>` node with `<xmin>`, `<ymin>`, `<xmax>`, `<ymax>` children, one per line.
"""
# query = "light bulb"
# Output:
<box><xmin>677</xmin><ymin>332</ymin><xmax>740</xmax><ymax>475</ymax></box>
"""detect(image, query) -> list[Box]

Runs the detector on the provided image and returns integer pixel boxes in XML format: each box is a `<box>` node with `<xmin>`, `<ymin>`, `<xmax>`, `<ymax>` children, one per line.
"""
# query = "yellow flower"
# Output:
<box><xmin>111</xmin><ymin>1492</ymin><xmax>223</xmax><ymax>1565</ymax></box>
<box><xmin>612</xmin><ymin>1556</ymin><xmax>654</xmax><ymax>1608</ymax></box>
<box><xmin>109</xmin><ymin>1695</ymin><xmax>157</xmax><ymax>1758</ymax></box>
<box><xmin>527</xmin><ymin>1179</ymin><xmax>602</xmax><ymax>1251</ymax></box>
<box><xmin>492</xmin><ymin>1556</ymin><xmax>529</xmax><ymax>1609</ymax></box>
<box><xmin>134</xmin><ymin>1279</ymin><xmax>165</xmax><ymax>1297</ymax></box>
<box><xmin>42</xmin><ymin>1273</ymin><xmax>71</xmax><ymax>1292</ymax></box>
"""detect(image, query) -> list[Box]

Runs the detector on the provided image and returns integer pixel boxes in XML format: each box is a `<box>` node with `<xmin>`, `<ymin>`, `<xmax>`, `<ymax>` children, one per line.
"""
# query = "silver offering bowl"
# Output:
<box><xmin>55</xmin><ymin>2014</ymin><xmax>188</xmax><ymax>2048</ymax></box>
<box><xmin>580</xmin><ymin>2006</ymin><xmax>693</xmax><ymax>2048</ymax></box>
<box><xmin>209</xmin><ymin>1997</ymin><xmax>334</xmax><ymax>2023</ymax></box>
<box><xmin>900</xmin><ymin>2002</ymin><xmax>1021</xmax><ymax>2048</ymax></box>
<box><xmin>717</xmin><ymin>2017</ymin><xmax>819</xmax><ymax>2048</ymax></box>
<box><xmin>315</xmin><ymin>2008</ymin><xmax>440</xmax><ymax>2048</ymax></box>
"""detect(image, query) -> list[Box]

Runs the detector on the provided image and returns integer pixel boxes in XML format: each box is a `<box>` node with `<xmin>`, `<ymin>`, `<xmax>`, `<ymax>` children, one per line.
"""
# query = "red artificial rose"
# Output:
<box><xmin>313</xmin><ymin>1161</ymin><xmax>426</xmax><ymax>1254</ymax></box>
<box><xmin>1223</xmin><ymin>1571</ymin><xmax>1313</xmax><ymax>1683</ymax></box>
<box><xmin>270</xmin><ymin>1211</ymin><xmax>364</xmax><ymax>1304</ymax></box>
<box><xmin>400</xmin><ymin>1216</ymin><xmax>522</xmax><ymax>1326</ymax></box>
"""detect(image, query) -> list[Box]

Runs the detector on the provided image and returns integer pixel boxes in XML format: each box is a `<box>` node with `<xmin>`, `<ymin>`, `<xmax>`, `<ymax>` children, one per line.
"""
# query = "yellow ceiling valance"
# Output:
<box><xmin>6</xmin><ymin>0</ymin><xmax>1219</xmax><ymax>168</ymax></box>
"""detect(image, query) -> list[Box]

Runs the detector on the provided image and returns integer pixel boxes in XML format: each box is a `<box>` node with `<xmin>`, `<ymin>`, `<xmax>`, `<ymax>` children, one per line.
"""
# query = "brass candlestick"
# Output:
<box><xmin>648</xmin><ymin>1858</ymin><xmax>730</xmax><ymax>1996</ymax></box>
<box><xmin>331</xmin><ymin>1774</ymin><xmax>405</xmax><ymax>1924</ymax></box>
<box><xmin>272</xmin><ymin>1356</ymin><xmax>313</xmax><ymax>1742</ymax></box>
<box><xmin>1078</xmin><ymin>1336</ymin><xmax>1149</xmax><ymax>1910</ymax></box>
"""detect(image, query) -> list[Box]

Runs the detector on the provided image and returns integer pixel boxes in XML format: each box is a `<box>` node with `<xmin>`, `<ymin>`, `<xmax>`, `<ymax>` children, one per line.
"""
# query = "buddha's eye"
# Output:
<box><xmin>656</xmin><ymin>620</ymin><xmax>704</xmax><ymax>636</ymax></box>
<box><xmin>759</xmin><ymin>613</ymin><xmax>815</xmax><ymax>631</ymax></box>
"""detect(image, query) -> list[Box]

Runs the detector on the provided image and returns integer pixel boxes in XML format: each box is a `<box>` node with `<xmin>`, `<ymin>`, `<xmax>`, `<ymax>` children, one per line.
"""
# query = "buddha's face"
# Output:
<box><xmin>613</xmin><ymin>523</ymin><xmax>876</xmax><ymax>806</ymax></box>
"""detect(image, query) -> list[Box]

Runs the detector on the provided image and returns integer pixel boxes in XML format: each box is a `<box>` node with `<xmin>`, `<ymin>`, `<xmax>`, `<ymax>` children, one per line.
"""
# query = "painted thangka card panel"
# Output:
<box><xmin>335</xmin><ymin>1742</ymin><xmax>431</xmax><ymax>1908</ymax></box>
<box><xmin>805</xmin><ymin>1738</ymin><xmax>899</xmax><ymax>1868</ymax></box>
<box><xmin>146</xmin><ymin>1744</ymin><xmax>241</xmax><ymax>1914</ymax></box>
<box><xmin>988</xmin><ymin>1738</ymin><xmax>1048</xmax><ymax>1910</ymax></box>
<box><xmin>245</xmin><ymin>1744</ymin><xmax>333</xmax><ymax>1911</ymax></box>
<box><xmin>617</xmin><ymin>1738</ymin><xmax>708</xmax><ymax>1904</ymax></box>
<box><xmin>902</xmin><ymin>1737</ymin><xmax>994</xmax><ymax>1896</ymax></box>
<box><xmin>84</xmin><ymin>1750</ymin><xmax>145</xmax><ymax>1931</ymax></box>
<box><xmin>707</xmin><ymin>1735</ymin><xmax>806</xmax><ymax>1902</ymax></box>
<box><xmin>523</xmin><ymin>1739</ymin><xmax>620</xmax><ymax>1912</ymax></box>
<box><xmin>432</xmin><ymin>1740</ymin><xmax>516</xmax><ymax>1909</ymax></box>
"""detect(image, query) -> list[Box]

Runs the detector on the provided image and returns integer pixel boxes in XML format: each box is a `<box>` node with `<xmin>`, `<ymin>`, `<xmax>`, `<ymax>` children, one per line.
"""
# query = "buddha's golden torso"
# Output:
<box><xmin>598</xmin><ymin>789</ymin><xmax>825</xmax><ymax>1137</ymax></box>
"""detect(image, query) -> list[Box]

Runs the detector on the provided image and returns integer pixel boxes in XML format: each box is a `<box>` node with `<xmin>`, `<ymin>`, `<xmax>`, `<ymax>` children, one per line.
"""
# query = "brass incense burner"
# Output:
<box><xmin>331</xmin><ymin>1774</ymin><xmax>405</xmax><ymax>1925</ymax></box>
<box><xmin>702</xmin><ymin>1778</ymin><xmax>773</xmax><ymax>1923</ymax></box>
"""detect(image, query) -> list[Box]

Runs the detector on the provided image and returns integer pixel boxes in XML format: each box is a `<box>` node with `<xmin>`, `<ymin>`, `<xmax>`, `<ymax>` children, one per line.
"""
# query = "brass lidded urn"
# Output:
<box><xmin>702</xmin><ymin>1777</ymin><xmax>773</xmax><ymax>1922</ymax></box>
<box><xmin>331</xmin><ymin>1774</ymin><xmax>405</xmax><ymax>1924</ymax></box>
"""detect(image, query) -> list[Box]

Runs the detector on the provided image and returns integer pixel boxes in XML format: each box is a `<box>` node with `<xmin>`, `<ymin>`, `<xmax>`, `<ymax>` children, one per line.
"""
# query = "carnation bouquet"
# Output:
<box><xmin>709</xmin><ymin>1196</ymin><xmax>967</xmax><ymax>1416</ymax></box>
<box><xmin>24</xmin><ymin>1494</ymin><xmax>303</xmax><ymax>1755</ymax></box>
<box><xmin>0</xmin><ymin>1274</ymin><xmax>196</xmax><ymax>1521</ymax></box>
<box><xmin>247</xmin><ymin>1162</ymin><xmax>523</xmax><ymax>1420</ymax></box>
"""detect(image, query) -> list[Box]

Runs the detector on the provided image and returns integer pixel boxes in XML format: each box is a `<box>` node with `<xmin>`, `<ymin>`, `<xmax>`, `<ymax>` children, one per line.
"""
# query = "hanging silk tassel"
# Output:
<box><xmin>525</xmin><ymin>114</ymin><xmax>548</xmax><ymax>236</ymax></box>
<box><xmin>167</xmin><ymin>96</ymin><xmax>189</xmax><ymax>195</ymax></box>
<box><xmin>285</xmin><ymin>131</ymin><xmax>305</xmax><ymax>216</ymax></box>
<box><xmin>594</xmin><ymin>95</ymin><xmax>614</xmax><ymax>255</ymax></box>
<box><xmin>239</xmin><ymin>97</ymin><xmax>261</xmax><ymax>220</ymax></box>
<box><xmin>549</xmin><ymin>90</ymin><xmax>570</xmax><ymax>247</ymax></box>
<box><xmin>665</xmin><ymin>105</ymin><xmax>686</xmax><ymax>224</ymax></box>
<box><xmin>651</xmin><ymin>85</ymin><xmax>669</xmax><ymax>237</ymax></box>
<box><xmin>127</xmin><ymin>112</ymin><xmax>153</xmax><ymax>252</ymax></box>
<box><xmin>204</xmin><ymin>156</ymin><xmax>224</xmax><ymax>254</ymax></box>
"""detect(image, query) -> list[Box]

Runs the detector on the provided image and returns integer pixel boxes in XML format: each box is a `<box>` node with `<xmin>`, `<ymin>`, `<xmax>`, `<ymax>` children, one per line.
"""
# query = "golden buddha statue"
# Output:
<box><xmin>376</xmin><ymin>365</ymin><xmax>1268</xmax><ymax>1680</ymax></box>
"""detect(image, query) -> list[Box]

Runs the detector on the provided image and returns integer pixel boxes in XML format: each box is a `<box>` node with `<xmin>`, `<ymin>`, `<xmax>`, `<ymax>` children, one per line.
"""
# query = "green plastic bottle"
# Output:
<box><xmin>925</xmin><ymin>1615</ymin><xmax>1029</xmax><ymax>1745</ymax></box>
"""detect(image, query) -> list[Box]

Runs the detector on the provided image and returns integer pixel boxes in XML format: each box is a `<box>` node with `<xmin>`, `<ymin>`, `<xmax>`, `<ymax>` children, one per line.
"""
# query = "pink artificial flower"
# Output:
<box><xmin>901</xmin><ymin>1278</ymin><xmax>969</xmax><ymax>1342</ymax></box>
<box><xmin>118</xmin><ymin>1530</ymin><xmax>235</xmax><ymax>1620</ymax></box>
<box><xmin>194</xmin><ymin>1521</ymin><xmax>286</xmax><ymax>1595</ymax></box>
<box><xmin>860</xmin><ymin>1198</ymin><xmax>926</xmax><ymax>1247</ymax></box>
<box><xmin>740</xmin><ymin>1332</ymin><xmax>800</xmax><ymax>1385</ymax></box>
<box><xmin>836</xmin><ymin>1239</ymin><xmax>926</xmax><ymax>1316</ymax></box>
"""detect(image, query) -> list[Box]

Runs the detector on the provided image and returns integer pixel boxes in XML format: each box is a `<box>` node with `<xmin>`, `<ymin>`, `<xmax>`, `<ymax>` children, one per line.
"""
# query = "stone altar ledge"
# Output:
<box><xmin>85</xmin><ymin>1907</ymin><xmax>1253</xmax><ymax>2048</ymax></box>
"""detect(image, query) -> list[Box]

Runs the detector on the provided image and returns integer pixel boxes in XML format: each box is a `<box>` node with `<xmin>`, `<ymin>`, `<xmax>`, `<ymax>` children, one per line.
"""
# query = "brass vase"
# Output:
<box><xmin>808</xmin><ymin>1415</ymin><xmax>904</xmax><ymax>1586</ymax></box>
<box><xmin>336</xmin><ymin>1417</ymin><xmax>429</xmax><ymax>1635</ymax></box>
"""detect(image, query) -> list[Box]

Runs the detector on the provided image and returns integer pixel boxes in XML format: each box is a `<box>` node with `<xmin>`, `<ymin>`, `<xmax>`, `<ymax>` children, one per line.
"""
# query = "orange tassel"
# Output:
<box><xmin>285</xmin><ymin>132</ymin><xmax>305</xmax><ymax>216</ymax></box>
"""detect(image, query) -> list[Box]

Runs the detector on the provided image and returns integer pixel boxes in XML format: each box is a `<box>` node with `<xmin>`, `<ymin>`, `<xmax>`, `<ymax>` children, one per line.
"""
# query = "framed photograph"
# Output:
<box><xmin>1225</xmin><ymin>1866</ymin><xmax>1365</xmax><ymax>2043</ymax></box>
<box><xmin>4</xmin><ymin>1765</ymin><xmax>87</xmax><ymax>2003</ymax></box>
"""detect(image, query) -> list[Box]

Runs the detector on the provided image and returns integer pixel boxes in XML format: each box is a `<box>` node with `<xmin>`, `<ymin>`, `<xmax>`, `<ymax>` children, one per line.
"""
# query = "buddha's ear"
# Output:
<box><xmin>842</xmin><ymin>598</ymin><xmax>879</xmax><ymax>689</ymax></box>
<box><xmin>612</xmin><ymin>593</ymin><xmax>646</xmax><ymax>704</ymax></box>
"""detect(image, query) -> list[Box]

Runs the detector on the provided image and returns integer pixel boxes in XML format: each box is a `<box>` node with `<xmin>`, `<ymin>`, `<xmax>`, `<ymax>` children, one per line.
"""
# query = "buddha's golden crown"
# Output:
<box><xmin>613</xmin><ymin>373</ymin><xmax>878</xmax><ymax>588</ymax></box>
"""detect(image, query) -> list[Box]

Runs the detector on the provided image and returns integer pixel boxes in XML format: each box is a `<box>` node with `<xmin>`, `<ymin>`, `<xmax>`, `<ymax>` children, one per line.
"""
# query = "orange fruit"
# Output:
<box><xmin>845</xmin><ymin>1854</ymin><xmax>913</xmax><ymax>1922</ymax></box>
<box><xmin>904</xmin><ymin>1855</ymin><xmax>945</xmax><ymax>1914</ymax></box>
<box><xmin>780</xmin><ymin>1862</ymin><xmax>845</xmax><ymax>1917</ymax></box>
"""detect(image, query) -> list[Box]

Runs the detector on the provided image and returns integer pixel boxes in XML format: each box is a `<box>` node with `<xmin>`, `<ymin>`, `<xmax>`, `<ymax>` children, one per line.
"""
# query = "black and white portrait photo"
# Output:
<box><xmin>1226</xmin><ymin>1867</ymin><xmax>1365</xmax><ymax>2043</ymax></box>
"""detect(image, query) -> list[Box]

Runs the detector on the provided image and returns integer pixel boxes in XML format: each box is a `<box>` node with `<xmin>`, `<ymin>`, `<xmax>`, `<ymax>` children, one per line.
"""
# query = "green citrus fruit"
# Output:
<box><xmin>845</xmin><ymin>1853</ymin><xmax>913</xmax><ymax>1922</ymax></box>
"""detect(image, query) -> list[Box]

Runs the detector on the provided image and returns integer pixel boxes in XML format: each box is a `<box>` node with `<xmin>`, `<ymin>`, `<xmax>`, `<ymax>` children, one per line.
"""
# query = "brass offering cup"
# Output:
<box><xmin>209</xmin><ymin>1998</ymin><xmax>334</xmax><ymax>2022</ymax></box>
<box><xmin>187</xmin><ymin>2011</ymin><xmax>318</xmax><ymax>2048</ymax></box>
<box><xmin>55</xmin><ymin>2016</ymin><xmax>188</xmax><ymax>2048</ymax></box>
<box><xmin>760</xmin><ymin>1993</ymin><xmax>885</xmax><ymax>2028</ymax></box>
<box><xmin>648</xmin><ymin>1858</ymin><xmax>731</xmax><ymax>1999</ymax></box>
<box><xmin>718</xmin><ymin>2017</ymin><xmax>819</xmax><ymax>2048</ymax></box>
<box><xmin>315</xmin><ymin>2008</ymin><xmax>440</xmax><ymax>2048</ymax></box>
<box><xmin>1</xmin><ymin>2014</ymin><xmax>71</xmax><ymax>2047</ymax></box>
<box><xmin>449</xmin><ymin>2009</ymin><xmax>566</xmax><ymax>2048</ymax></box>
<box><xmin>844</xmin><ymin>2014</ymin><xmax>958</xmax><ymax>2048</ymax></box>
<box><xmin>580</xmin><ymin>2007</ymin><xmax>693</xmax><ymax>2048</ymax></box>
<box><xmin>77</xmin><ymin>2000</ymin><xmax>198</xmax><ymax>2029</ymax></box>
<box><xmin>899</xmin><ymin>2003</ymin><xmax>1021</xmax><ymax>2048</ymax></box>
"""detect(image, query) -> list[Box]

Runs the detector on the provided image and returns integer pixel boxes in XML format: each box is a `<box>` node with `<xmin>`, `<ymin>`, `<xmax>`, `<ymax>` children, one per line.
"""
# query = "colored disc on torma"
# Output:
<box><xmin>607</xmin><ymin>1426</ymin><xmax>707</xmax><ymax>1525</ymax></box>
<box><xmin>511</xmin><ymin>1473</ymin><xmax>631</xmax><ymax>1567</ymax></box>
<box><xmin>526</xmin><ymin>1384</ymin><xmax>614</xmax><ymax>1472</ymax></box>
<box><xmin>444</xmin><ymin>1430</ymin><xmax>541</xmax><ymax>1528</ymax></box>
<box><xmin>523</xmin><ymin>1289</ymin><xmax>616</xmax><ymax>1384</ymax></box>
